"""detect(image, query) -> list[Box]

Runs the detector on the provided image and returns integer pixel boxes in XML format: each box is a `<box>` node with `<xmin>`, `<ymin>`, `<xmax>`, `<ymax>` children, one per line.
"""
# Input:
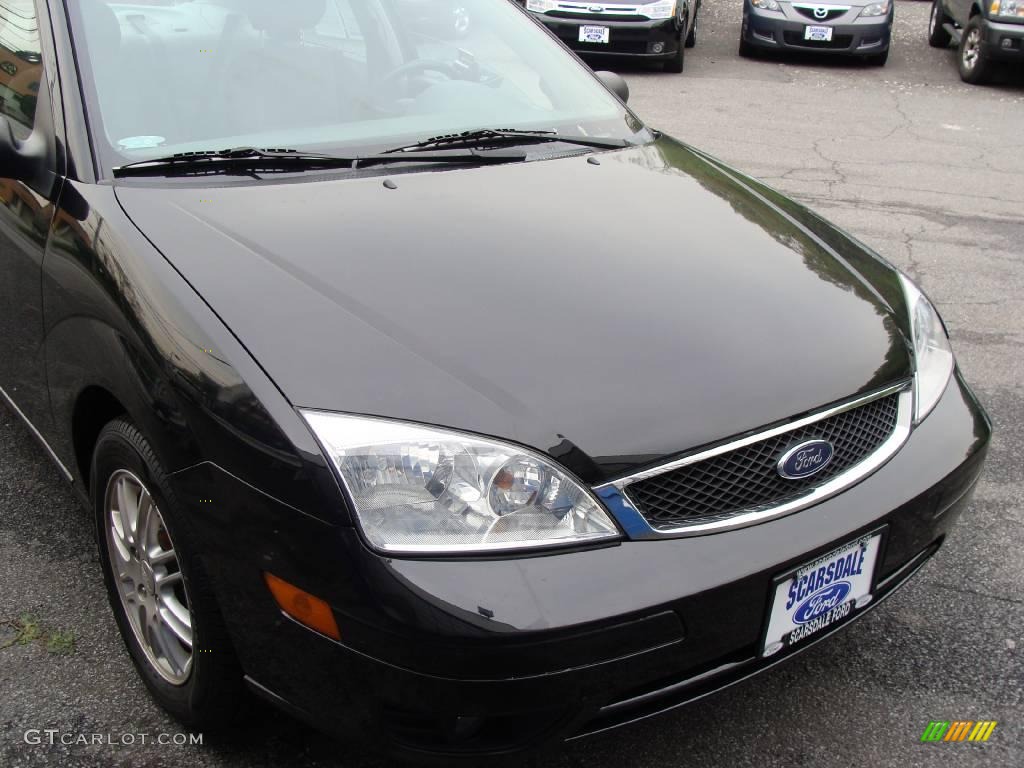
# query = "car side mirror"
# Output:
<box><xmin>0</xmin><ymin>116</ymin><xmax>47</xmax><ymax>185</ymax></box>
<box><xmin>595</xmin><ymin>70</ymin><xmax>629</xmax><ymax>104</ymax></box>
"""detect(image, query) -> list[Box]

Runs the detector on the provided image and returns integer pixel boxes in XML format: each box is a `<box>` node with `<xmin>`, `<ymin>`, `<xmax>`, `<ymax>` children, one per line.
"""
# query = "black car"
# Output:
<box><xmin>740</xmin><ymin>0</ymin><xmax>894</xmax><ymax>64</ymax></box>
<box><xmin>1</xmin><ymin>0</ymin><xmax>990</xmax><ymax>760</ymax></box>
<box><xmin>928</xmin><ymin>0</ymin><xmax>1024</xmax><ymax>83</ymax></box>
<box><xmin>522</xmin><ymin>0</ymin><xmax>700</xmax><ymax>72</ymax></box>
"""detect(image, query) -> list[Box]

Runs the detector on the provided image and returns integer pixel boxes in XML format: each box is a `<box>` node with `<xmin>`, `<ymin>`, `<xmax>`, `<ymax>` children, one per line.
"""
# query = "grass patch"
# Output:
<box><xmin>1</xmin><ymin>614</ymin><xmax>76</xmax><ymax>654</ymax></box>
<box><xmin>45</xmin><ymin>629</ymin><xmax>76</xmax><ymax>655</ymax></box>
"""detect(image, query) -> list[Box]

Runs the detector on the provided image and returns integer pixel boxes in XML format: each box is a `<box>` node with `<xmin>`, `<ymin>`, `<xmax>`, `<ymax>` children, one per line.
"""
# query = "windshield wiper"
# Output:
<box><xmin>112</xmin><ymin>146</ymin><xmax>527</xmax><ymax>178</ymax></box>
<box><xmin>383</xmin><ymin>128</ymin><xmax>630</xmax><ymax>154</ymax></box>
<box><xmin>113</xmin><ymin>147</ymin><xmax>343</xmax><ymax>177</ymax></box>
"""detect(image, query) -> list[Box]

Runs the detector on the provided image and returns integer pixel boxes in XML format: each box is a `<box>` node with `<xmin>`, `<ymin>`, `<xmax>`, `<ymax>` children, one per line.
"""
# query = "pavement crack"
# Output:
<box><xmin>926</xmin><ymin>581</ymin><xmax>1024</xmax><ymax>606</ymax></box>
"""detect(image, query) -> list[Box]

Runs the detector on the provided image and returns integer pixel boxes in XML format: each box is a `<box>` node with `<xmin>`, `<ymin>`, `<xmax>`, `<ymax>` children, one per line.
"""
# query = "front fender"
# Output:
<box><xmin>41</xmin><ymin>181</ymin><xmax>345</xmax><ymax>523</ymax></box>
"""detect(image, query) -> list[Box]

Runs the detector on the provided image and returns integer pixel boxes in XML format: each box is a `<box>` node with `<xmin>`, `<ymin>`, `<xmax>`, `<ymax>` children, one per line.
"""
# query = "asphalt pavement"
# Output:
<box><xmin>1</xmin><ymin>2</ymin><xmax>1022</xmax><ymax>767</ymax></box>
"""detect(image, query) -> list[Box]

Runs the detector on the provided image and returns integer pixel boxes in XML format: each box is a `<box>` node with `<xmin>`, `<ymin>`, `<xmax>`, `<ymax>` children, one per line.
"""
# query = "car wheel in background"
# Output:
<box><xmin>864</xmin><ymin>48</ymin><xmax>889</xmax><ymax>66</ymax></box>
<box><xmin>958</xmin><ymin>17</ymin><xmax>994</xmax><ymax>84</ymax></box>
<box><xmin>665</xmin><ymin>37</ymin><xmax>686</xmax><ymax>71</ymax></box>
<box><xmin>739</xmin><ymin>37</ymin><xmax>758</xmax><ymax>58</ymax></box>
<box><xmin>927</xmin><ymin>0</ymin><xmax>952</xmax><ymax>47</ymax></box>
<box><xmin>685</xmin><ymin>7</ymin><xmax>698</xmax><ymax>48</ymax></box>
<box><xmin>92</xmin><ymin>418</ymin><xmax>245</xmax><ymax>730</ymax></box>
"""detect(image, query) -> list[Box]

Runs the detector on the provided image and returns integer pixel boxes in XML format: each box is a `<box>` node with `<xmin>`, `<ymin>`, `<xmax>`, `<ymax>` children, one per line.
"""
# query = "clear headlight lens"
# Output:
<box><xmin>526</xmin><ymin>0</ymin><xmax>557</xmax><ymax>12</ymax></box>
<box><xmin>751</xmin><ymin>0</ymin><xmax>783</xmax><ymax>11</ymax></box>
<box><xmin>860</xmin><ymin>2</ymin><xmax>890</xmax><ymax>16</ymax></box>
<box><xmin>642</xmin><ymin>1</ymin><xmax>678</xmax><ymax>19</ymax></box>
<box><xmin>302</xmin><ymin>411</ymin><xmax>620</xmax><ymax>553</ymax></box>
<box><xmin>899</xmin><ymin>275</ymin><xmax>955</xmax><ymax>424</ymax></box>
<box><xmin>991</xmin><ymin>0</ymin><xmax>1024</xmax><ymax>18</ymax></box>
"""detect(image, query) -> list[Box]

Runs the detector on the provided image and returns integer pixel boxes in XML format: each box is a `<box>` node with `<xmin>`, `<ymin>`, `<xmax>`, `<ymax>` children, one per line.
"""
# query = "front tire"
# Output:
<box><xmin>958</xmin><ymin>16</ymin><xmax>995</xmax><ymax>84</ymax></box>
<box><xmin>864</xmin><ymin>48</ymin><xmax>889</xmax><ymax>66</ymax></box>
<box><xmin>665</xmin><ymin>19</ymin><xmax>687</xmax><ymax>72</ymax></box>
<box><xmin>685</xmin><ymin>7</ymin><xmax>698</xmax><ymax>48</ymax></box>
<box><xmin>92</xmin><ymin>418</ymin><xmax>245</xmax><ymax>730</ymax></box>
<box><xmin>927</xmin><ymin>0</ymin><xmax>952</xmax><ymax>48</ymax></box>
<box><xmin>665</xmin><ymin>45</ymin><xmax>685</xmax><ymax>72</ymax></box>
<box><xmin>739</xmin><ymin>37</ymin><xmax>758</xmax><ymax>58</ymax></box>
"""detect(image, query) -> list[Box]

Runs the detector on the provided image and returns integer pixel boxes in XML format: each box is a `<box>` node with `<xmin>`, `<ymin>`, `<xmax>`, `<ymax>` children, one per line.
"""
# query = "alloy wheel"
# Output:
<box><xmin>104</xmin><ymin>469</ymin><xmax>193</xmax><ymax>685</ymax></box>
<box><xmin>962</xmin><ymin>28</ymin><xmax>981</xmax><ymax>69</ymax></box>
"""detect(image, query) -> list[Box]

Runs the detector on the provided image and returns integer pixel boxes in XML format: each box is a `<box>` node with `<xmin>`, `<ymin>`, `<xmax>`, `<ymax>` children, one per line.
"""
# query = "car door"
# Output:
<box><xmin>0</xmin><ymin>0</ymin><xmax>61</xmax><ymax>427</ymax></box>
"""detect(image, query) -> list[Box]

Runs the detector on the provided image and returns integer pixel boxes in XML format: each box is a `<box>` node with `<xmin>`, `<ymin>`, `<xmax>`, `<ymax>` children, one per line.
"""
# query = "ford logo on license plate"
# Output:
<box><xmin>777</xmin><ymin>439</ymin><xmax>835</xmax><ymax>479</ymax></box>
<box><xmin>793</xmin><ymin>580</ymin><xmax>851</xmax><ymax>623</ymax></box>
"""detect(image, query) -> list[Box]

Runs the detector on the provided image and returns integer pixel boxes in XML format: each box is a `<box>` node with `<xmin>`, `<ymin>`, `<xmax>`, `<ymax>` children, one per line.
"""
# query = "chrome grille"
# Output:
<box><xmin>620</xmin><ymin>388</ymin><xmax>905</xmax><ymax>531</ymax></box>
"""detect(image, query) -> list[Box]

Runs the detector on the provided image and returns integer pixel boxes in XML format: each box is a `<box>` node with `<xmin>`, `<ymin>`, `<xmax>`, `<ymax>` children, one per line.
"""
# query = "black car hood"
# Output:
<box><xmin>115</xmin><ymin>137</ymin><xmax>911</xmax><ymax>484</ymax></box>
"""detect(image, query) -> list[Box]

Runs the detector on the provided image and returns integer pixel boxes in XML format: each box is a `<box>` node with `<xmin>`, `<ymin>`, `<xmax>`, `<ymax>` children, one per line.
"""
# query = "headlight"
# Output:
<box><xmin>990</xmin><ymin>0</ymin><xmax>1024</xmax><ymax>17</ymax></box>
<box><xmin>860</xmin><ymin>1</ymin><xmax>890</xmax><ymax>16</ymax></box>
<box><xmin>899</xmin><ymin>275</ymin><xmax>955</xmax><ymax>424</ymax></box>
<box><xmin>526</xmin><ymin>0</ymin><xmax>557</xmax><ymax>12</ymax></box>
<box><xmin>641</xmin><ymin>1</ymin><xmax>678</xmax><ymax>19</ymax></box>
<box><xmin>302</xmin><ymin>411</ymin><xmax>620</xmax><ymax>553</ymax></box>
<box><xmin>751</xmin><ymin>0</ymin><xmax>782</xmax><ymax>11</ymax></box>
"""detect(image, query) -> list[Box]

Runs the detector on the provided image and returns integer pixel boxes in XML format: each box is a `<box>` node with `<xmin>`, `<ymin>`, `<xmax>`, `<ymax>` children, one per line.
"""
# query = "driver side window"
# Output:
<box><xmin>0</xmin><ymin>0</ymin><xmax>43</xmax><ymax>141</ymax></box>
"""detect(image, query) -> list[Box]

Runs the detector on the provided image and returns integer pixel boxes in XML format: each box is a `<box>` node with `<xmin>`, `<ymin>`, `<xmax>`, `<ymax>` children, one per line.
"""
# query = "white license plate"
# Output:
<box><xmin>804</xmin><ymin>25</ymin><xmax>834</xmax><ymax>42</ymax></box>
<box><xmin>579</xmin><ymin>25</ymin><xmax>610</xmax><ymax>44</ymax></box>
<box><xmin>761</xmin><ymin>532</ymin><xmax>883</xmax><ymax>657</ymax></box>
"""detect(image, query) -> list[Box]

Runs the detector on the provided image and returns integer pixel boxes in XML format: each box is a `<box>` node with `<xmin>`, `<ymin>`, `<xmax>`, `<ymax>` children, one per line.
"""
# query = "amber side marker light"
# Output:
<box><xmin>263</xmin><ymin>572</ymin><xmax>341</xmax><ymax>641</ymax></box>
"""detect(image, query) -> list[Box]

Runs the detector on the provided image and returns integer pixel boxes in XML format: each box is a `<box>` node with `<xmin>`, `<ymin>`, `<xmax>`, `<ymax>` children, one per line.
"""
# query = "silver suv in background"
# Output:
<box><xmin>928</xmin><ymin>0</ymin><xmax>1024</xmax><ymax>83</ymax></box>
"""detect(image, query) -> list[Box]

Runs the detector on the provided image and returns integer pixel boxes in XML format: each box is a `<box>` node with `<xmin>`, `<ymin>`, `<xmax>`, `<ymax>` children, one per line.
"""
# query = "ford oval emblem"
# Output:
<box><xmin>793</xmin><ymin>581</ymin><xmax>851</xmax><ymax>623</ymax></box>
<box><xmin>777</xmin><ymin>439</ymin><xmax>834</xmax><ymax>479</ymax></box>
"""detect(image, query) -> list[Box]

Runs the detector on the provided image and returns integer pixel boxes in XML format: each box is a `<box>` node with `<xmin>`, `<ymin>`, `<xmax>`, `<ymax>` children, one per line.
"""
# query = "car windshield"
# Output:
<box><xmin>67</xmin><ymin>0</ymin><xmax>647</xmax><ymax>177</ymax></box>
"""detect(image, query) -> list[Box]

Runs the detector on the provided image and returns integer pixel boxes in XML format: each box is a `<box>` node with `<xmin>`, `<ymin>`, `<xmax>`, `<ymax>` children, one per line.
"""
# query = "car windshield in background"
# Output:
<box><xmin>68</xmin><ymin>0</ymin><xmax>646</xmax><ymax>176</ymax></box>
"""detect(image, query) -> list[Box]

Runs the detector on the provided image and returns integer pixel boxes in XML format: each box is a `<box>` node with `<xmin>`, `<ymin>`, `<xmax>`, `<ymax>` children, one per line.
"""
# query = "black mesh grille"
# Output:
<box><xmin>627</xmin><ymin>392</ymin><xmax>902</xmax><ymax>529</ymax></box>
<box><xmin>548</xmin><ymin>11</ymin><xmax>647</xmax><ymax>21</ymax></box>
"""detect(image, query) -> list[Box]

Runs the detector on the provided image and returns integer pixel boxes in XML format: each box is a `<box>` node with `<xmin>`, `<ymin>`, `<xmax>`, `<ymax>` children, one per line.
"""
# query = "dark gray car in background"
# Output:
<box><xmin>740</xmin><ymin>0</ymin><xmax>894</xmax><ymax>64</ymax></box>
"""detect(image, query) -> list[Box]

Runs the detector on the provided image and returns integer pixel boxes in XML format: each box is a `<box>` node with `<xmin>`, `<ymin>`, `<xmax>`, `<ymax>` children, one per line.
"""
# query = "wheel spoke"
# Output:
<box><xmin>150</xmin><ymin>548</ymin><xmax>177</xmax><ymax>567</ymax></box>
<box><xmin>120</xmin><ymin>579</ymin><xmax>140</xmax><ymax>607</ymax></box>
<box><xmin>130</xmin><ymin>489</ymin><xmax>143</xmax><ymax>543</ymax></box>
<box><xmin>110</xmin><ymin>522</ymin><xmax>133</xmax><ymax>563</ymax></box>
<box><xmin>138</xmin><ymin>604</ymin><xmax>154</xmax><ymax>644</ymax></box>
<box><xmin>159</xmin><ymin>603</ymin><xmax>194</xmax><ymax>649</ymax></box>
<box><xmin>156</xmin><ymin>570</ymin><xmax>182</xmax><ymax>588</ymax></box>
<box><xmin>160</xmin><ymin>591</ymin><xmax>193</xmax><ymax>633</ymax></box>
<box><xmin>116</xmin><ymin>476</ymin><xmax>137</xmax><ymax>546</ymax></box>
<box><xmin>155</xmin><ymin>619</ymin><xmax>191</xmax><ymax>679</ymax></box>
<box><xmin>136</xmin><ymin>488</ymin><xmax>154</xmax><ymax>552</ymax></box>
<box><xmin>118</xmin><ymin>564</ymin><xmax>141</xmax><ymax>591</ymax></box>
<box><xmin>146</xmin><ymin>609</ymin><xmax>175</xmax><ymax>671</ymax></box>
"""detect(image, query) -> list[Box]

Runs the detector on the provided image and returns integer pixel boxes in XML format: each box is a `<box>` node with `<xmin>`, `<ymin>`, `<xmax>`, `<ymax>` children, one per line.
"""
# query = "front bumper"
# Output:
<box><xmin>743</xmin><ymin>4</ymin><xmax>893</xmax><ymax>56</ymax></box>
<box><xmin>532</xmin><ymin>13</ymin><xmax>684</xmax><ymax>60</ymax></box>
<box><xmin>171</xmin><ymin>371</ymin><xmax>989</xmax><ymax>757</ymax></box>
<box><xmin>979</xmin><ymin>17</ymin><xmax>1024</xmax><ymax>62</ymax></box>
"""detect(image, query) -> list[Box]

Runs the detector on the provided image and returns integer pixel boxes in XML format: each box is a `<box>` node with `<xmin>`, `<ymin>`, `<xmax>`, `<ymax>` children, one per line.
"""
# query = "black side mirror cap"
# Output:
<box><xmin>0</xmin><ymin>116</ymin><xmax>48</xmax><ymax>186</ymax></box>
<box><xmin>595</xmin><ymin>70</ymin><xmax>629</xmax><ymax>104</ymax></box>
